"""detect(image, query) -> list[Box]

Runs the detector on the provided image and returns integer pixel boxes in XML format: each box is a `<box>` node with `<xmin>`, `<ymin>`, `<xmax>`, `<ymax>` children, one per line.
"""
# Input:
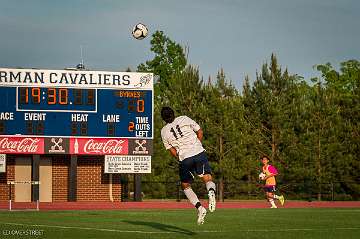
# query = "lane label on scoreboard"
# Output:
<box><xmin>104</xmin><ymin>155</ymin><xmax>151</xmax><ymax>173</ymax></box>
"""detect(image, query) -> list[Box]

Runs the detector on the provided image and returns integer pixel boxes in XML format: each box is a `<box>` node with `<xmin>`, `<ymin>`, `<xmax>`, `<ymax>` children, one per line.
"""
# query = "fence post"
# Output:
<box><xmin>176</xmin><ymin>181</ymin><xmax>181</xmax><ymax>202</ymax></box>
<box><xmin>306</xmin><ymin>178</ymin><xmax>312</xmax><ymax>202</ymax></box>
<box><xmin>331</xmin><ymin>182</ymin><xmax>334</xmax><ymax>201</ymax></box>
<box><xmin>8</xmin><ymin>182</ymin><xmax>12</xmax><ymax>211</ymax></box>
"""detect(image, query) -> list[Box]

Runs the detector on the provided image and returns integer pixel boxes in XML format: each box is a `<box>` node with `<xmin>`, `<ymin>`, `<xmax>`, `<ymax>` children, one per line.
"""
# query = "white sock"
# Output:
<box><xmin>205</xmin><ymin>181</ymin><xmax>216</xmax><ymax>192</ymax></box>
<box><xmin>184</xmin><ymin>188</ymin><xmax>200</xmax><ymax>207</ymax></box>
<box><xmin>269</xmin><ymin>199</ymin><xmax>276</xmax><ymax>207</ymax></box>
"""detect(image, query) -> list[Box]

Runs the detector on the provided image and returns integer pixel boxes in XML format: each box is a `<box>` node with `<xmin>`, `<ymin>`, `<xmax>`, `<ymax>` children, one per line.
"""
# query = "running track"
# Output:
<box><xmin>1</xmin><ymin>200</ymin><xmax>359</xmax><ymax>210</ymax></box>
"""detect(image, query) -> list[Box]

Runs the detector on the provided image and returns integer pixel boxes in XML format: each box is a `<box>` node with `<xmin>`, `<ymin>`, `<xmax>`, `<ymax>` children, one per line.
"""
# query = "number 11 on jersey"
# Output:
<box><xmin>170</xmin><ymin>125</ymin><xmax>183</xmax><ymax>139</ymax></box>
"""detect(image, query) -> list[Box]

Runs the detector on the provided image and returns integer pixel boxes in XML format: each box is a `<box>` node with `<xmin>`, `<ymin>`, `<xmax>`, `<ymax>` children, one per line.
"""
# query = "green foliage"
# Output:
<box><xmin>137</xmin><ymin>31</ymin><xmax>359</xmax><ymax>200</ymax></box>
<box><xmin>138</xmin><ymin>30</ymin><xmax>187</xmax><ymax>91</ymax></box>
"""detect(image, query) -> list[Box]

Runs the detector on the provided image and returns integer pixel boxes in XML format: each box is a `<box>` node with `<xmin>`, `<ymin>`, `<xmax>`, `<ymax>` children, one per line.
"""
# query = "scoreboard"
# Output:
<box><xmin>0</xmin><ymin>68</ymin><xmax>153</xmax><ymax>158</ymax></box>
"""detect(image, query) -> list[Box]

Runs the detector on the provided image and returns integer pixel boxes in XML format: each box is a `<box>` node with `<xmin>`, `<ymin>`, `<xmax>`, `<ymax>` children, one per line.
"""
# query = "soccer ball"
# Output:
<box><xmin>258</xmin><ymin>172</ymin><xmax>266</xmax><ymax>180</ymax></box>
<box><xmin>132</xmin><ymin>23</ymin><xmax>148</xmax><ymax>40</ymax></box>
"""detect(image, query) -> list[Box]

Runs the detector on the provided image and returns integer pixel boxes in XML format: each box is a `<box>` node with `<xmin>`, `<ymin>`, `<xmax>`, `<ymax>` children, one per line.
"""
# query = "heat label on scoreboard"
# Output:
<box><xmin>0</xmin><ymin>68</ymin><xmax>154</xmax><ymax>139</ymax></box>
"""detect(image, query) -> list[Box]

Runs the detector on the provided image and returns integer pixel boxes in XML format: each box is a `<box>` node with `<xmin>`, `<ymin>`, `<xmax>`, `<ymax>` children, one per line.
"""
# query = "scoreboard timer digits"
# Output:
<box><xmin>17</xmin><ymin>87</ymin><xmax>97</xmax><ymax>112</ymax></box>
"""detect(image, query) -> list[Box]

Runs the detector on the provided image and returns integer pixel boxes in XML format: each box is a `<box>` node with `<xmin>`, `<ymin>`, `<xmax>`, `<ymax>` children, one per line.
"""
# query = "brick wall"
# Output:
<box><xmin>52</xmin><ymin>156</ymin><xmax>69</xmax><ymax>202</ymax></box>
<box><xmin>1</xmin><ymin>155</ymin><xmax>122</xmax><ymax>202</ymax></box>
<box><xmin>77</xmin><ymin>156</ymin><xmax>121</xmax><ymax>201</ymax></box>
<box><xmin>0</xmin><ymin>156</ymin><xmax>15</xmax><ymax>201</ymax></box>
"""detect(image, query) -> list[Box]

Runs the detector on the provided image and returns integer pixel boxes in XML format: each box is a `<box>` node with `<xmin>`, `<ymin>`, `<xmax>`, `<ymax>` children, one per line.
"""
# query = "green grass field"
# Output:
<box><xmin>0</xmin><ymin>208</ymin><xmax>359</xmax><ymax>239</ymax></box>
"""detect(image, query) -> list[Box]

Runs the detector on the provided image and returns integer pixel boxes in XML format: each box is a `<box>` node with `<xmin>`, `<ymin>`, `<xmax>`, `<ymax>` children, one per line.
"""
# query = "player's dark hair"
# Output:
<box><xmin>161</xmin><ymin>107</ymin><xmax>175</xmax><ymax>123</ymax></box>
<box><xmin>261</xmin><ymin>155</ymin><xmax>270</xmax><ymax>161</ymax></box>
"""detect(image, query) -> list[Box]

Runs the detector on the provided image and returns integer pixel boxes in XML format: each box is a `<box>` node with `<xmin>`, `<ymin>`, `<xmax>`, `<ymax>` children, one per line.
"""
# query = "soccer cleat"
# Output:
<box><xmin>270</xmin><ymin>205</ymin><xmax>278</xmax><ymax>209</ymax></box>
<box><xmin>208</xmin><ymin>190</ymin><xmax>216</xmax><ymax>212</ymax></box>
<box><xmin>197</xmin><ymin>206</ymin><xmax>207</xmax><ymax>225</ymax></box>
<box><xmin>279</xmin><ymin>195</ymin><xmax>285</xmax><ymax>206</ymax></box>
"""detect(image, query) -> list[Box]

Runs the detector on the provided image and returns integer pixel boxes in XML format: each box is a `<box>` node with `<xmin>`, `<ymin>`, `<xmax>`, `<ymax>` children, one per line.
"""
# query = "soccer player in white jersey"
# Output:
<box><xmin>160</xmin><ymin>107</ymin><xmax>216</xmax><ymax>225</ymax></box>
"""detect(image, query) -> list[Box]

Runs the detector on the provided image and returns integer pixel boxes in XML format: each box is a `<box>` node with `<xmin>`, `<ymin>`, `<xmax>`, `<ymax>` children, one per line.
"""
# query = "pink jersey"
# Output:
<box><xmin>268</xmin><ymin>165</ymin><xmax>278</xmax><ymax>174</ymax></box>
<box><xmin>262</xmin><ymin>165</ymin><xmax>278</xmax><ymax>186</ymax></box>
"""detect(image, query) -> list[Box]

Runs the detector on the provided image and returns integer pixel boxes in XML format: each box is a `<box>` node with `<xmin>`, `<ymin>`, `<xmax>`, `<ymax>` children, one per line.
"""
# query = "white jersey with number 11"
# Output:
<box><xmin>161</xmin><ymin>116</ymin><xmax>205</xmax><ymax>161</ymax></box>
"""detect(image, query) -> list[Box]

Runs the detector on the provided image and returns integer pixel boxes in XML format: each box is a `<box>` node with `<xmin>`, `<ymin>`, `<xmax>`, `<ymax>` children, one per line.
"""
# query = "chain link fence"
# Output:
<box><xmin>121</xmin><ymin>179</ymin><xmax>359</xmax><ymax>202</ymax></box>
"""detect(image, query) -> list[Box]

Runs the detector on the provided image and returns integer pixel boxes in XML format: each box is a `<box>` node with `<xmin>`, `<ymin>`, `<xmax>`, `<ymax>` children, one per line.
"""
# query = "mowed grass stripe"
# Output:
<box><xmin>0</xmin><ymin>208</ymin><xmax>359</xmax><ymax>239</ymax></box>
<box><xmin>1</xmin><ymin>222</ymin><xmax>359</xmax><ymax>233</ymax></box>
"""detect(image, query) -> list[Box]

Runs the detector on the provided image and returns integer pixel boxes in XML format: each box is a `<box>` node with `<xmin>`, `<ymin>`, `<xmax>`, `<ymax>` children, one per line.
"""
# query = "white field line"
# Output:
<box><xmin>1</xmin><ymin>222</ymin><xmax>359</xmax><ymax>234</ymax></box>
<box><xmin>1</xmin><ymin>222</ymin><xmax>174</xmax><ymax>234</ymax></box>
<box><xmin>244</xmin><ymin>228</ymin><xmax>360</xmax><ymax>232</ymax></box>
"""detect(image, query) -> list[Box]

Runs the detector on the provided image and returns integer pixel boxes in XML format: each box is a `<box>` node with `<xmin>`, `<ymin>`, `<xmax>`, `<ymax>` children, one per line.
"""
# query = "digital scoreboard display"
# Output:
<box><xmin>0</xmin><ymin>68</ymin><xmax>153</xmax><ymax>156</ymax></box>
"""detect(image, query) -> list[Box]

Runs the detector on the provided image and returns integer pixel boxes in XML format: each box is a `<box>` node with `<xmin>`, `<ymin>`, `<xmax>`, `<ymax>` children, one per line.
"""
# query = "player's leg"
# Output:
<box><xmin>202</xmin><ymin>174</ymin><xmax>216</xmax><ymax>212</ymax></box>
<box><xmin>273</xmin><ymin>194</ymin><xmax>285</xmax><ymax>205</ymax></box>
<box><xmin>270</xmin><ymin>186</ymin><xmax>285</xmax><ymax>206</ymax></box>
<box><xmin>179</xmin><ymin>158</ymin><xmax>207</xmax><ymax>225</ymax></box>
<box><xmin>194</xmin><ymin>152</ymin><xmax>216</xmax><ymax>212</ymax></box>
<box><xmin>266</xmin><ymin>190</ymin><xmax>277</xmax><ymax>208</ymax></box>
<box><xmin>182</xmin><ymin>182</ymin><xmax>207</xmax><ymax>225</ymax></box>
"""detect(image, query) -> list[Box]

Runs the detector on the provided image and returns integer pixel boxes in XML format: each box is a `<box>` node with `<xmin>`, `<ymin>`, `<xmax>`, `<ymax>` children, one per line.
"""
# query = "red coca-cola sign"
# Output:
<box><xmin>0</xmin><ymin>137</ymin><xmax>44</xmax><ymax>154</ymax></box>
<box><xmin>69</xmin><ymin>138</ymin><xmax>129</xmax><ymax>155</ymax></box>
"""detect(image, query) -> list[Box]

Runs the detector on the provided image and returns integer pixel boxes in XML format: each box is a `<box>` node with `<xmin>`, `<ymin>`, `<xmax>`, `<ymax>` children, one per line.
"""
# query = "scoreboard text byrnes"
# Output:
<box><xmin>0</xmin><ymin>68</ymin><xmax>153</xmax><ymax>139</ymax></box>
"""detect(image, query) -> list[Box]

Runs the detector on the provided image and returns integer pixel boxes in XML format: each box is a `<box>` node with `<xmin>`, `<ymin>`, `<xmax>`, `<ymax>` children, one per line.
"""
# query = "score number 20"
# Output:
<box><xmin>117</xmin><ymin>99</ymin><xmax>145</xmax><ymax>113</ymax></box>
<box><xmin>126</xmin><ymin>99</ymin><xmax>145</xmax><ymax>132</ymax></box>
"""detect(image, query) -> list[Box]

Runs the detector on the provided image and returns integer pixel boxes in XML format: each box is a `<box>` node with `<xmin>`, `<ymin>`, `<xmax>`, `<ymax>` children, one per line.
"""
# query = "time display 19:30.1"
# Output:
<box><xmin>17</xmin><ymin>87</ymin><xmax>96</xmax><ymax>111</ymax></box>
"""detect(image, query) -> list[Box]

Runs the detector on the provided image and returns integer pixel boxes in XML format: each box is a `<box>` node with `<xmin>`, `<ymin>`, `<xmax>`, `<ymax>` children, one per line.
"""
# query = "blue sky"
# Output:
<box><xmin>0</xmin><ymin>0</ymin><xmax>359</xmax><ymax>89</ymax></box>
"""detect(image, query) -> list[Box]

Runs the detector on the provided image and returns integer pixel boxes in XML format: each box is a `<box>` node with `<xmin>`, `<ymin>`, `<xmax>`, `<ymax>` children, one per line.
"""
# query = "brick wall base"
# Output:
<box><xmin>77</xmin><ymin>157</ymin><xmax>121</xmax><ymax>201</ymax></box>
<box><xmin>52</xmin><ymin>156</ymin><xmax>69</xmax><ymax>202</ymax></box>
<box><xmin>0</xmin><ymin>155</ymin><xmax>122</xmax><ymax>202</ymax></box>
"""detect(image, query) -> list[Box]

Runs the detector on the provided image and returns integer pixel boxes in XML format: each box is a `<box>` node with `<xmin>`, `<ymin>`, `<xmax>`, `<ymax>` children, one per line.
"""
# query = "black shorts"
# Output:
<box><xmin>264</xmin><ymin>185</ymin><xmax>276</xmax><ymax>193</ymax></box>
<box><xmin>179</xmin><ymin>151</ymin><xmax>212</xmax><ymax>183</ymax></box>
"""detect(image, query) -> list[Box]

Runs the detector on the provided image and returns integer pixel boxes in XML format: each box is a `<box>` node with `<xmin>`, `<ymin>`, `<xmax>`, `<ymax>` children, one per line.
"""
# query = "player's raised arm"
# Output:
<box><xmin>196</xmin><ymin>129</ymin><xmax>203</xmax><ymax>142</ymax></box>
<box><xmin>168</xmin><ymin>147</ymin><xmax>178</xmax><ymax>158</ymax></box>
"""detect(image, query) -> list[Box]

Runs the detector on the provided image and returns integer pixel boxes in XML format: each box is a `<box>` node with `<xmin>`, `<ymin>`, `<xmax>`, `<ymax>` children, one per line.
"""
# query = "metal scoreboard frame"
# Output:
<box><xmin>0</xmin><ymin>68</ymin><xmax>154</xmax><ymax>163</ymax></box>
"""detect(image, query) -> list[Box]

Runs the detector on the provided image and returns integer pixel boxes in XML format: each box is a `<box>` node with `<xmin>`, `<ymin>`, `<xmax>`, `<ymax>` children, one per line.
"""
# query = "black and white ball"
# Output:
<box><xmin>132</xmin><ymin>23</ymin><xmax>148</xmax><ymax>40</ymax></box>
<box><xmin>258</xmin><ymin>172</ymin><xmax>266</xmax><ymax>180</ymax></box>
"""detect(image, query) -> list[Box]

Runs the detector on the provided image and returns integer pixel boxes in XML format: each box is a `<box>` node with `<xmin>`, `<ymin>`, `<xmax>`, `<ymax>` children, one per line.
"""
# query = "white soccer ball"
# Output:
<box><xmin>258</xmin><ymin>172</ymin><xmax>266</xmax><ymax>180</ymax></box>
<box><xmin>132</xmin><ymin>23</ymin><xmax>148</xmax><ymax>40</ymax></box>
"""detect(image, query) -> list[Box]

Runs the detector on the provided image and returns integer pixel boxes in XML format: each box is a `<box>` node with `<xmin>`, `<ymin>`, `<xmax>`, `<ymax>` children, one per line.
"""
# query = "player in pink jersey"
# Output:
<box><xmin>260</xmin><ymin>155</ymin><xmax>285</xmax><ymax>208</ymax></box>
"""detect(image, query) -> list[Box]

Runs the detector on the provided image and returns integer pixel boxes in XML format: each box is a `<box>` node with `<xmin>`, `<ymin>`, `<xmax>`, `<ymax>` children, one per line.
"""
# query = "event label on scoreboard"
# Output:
<box><xmin>104</xmin><ymin>155</ymin><xmax>151</xmax><ymax>173</ymax></box>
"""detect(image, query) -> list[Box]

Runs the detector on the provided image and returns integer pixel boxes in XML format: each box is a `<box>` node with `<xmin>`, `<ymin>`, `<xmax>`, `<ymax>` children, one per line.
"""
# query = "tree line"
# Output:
<box><xmin>135</xmin><ymin>31</ymin><xmax>359</xmax><ymax>201</ymax></box>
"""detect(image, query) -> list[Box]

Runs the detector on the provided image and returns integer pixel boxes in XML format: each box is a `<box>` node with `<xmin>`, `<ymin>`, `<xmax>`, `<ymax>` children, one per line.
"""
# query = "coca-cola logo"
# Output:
<box><xmin>83</xmin><ymin>139</ymin><xmax>126</xmax><ymax>154</ymax></box>
<box><xmin>0</xmin><ymin>138</ymin><xmax>41</xmax><ymax>153</ymax></box>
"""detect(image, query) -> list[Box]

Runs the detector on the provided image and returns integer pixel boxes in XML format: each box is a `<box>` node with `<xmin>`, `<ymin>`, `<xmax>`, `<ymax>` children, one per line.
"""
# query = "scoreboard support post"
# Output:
<box><xmin>68</xmin><ymin>155</ymin><xmax>78</xmax><ymax>201</ymax></box>
<box><xmin>120</xmin><ymin>174</ymin><xmax>129</xmax><ymax>202</ymax></box>
<box><xmin>134</xmin><ymin>174</ymin><xmax>142</xmax><ymax>202</ymax></box>
<box><xmin>32</xmin><ymin>155</ymin><xmax>40</xmax><ymax>202</ymax></box>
